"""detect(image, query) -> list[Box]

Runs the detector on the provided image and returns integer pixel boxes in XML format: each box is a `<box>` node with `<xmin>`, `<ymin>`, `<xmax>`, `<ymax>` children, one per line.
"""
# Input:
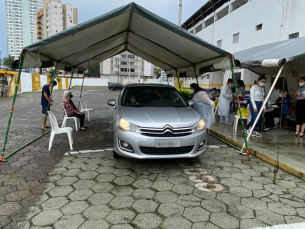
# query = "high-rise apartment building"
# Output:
<box><xmin>5</xmin><ymin>0</ymin><xmax>43</xmax><ymax>58</ymax></box>
<box><xmin>33</xmin><ymin>0</ymin><xmax>78</xmax><ymax>42</ymax></box>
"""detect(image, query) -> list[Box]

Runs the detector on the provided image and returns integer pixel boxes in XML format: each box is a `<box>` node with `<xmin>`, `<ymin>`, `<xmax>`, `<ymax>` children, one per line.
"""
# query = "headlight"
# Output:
<box><xmin>192</xmin><ymin>119</ymin><xmax>205</xmax><ymax>132</ymax></box>
<box><xmin>117</xmin><ymin>117</ymin><xmax>139</xmax><ymax>132</ymax></box>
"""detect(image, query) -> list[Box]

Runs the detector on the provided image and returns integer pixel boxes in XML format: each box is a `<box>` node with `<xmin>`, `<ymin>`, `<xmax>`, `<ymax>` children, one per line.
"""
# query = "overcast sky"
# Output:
<box><xmin>0</xmin><ymin>0</ymin><xmax>208</xmax><ymax>58</ymax></box>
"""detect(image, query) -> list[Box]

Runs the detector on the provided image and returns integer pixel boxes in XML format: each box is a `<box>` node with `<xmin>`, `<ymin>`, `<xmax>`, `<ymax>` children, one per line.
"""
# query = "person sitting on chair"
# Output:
<box><xmin>62</xmin><ymin>91</ymin><xmax>87</xmax><ymax>131</ymax></box>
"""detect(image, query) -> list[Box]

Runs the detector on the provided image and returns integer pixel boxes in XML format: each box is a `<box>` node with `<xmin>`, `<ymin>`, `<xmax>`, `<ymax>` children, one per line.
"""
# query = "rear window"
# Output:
<box><xmin>121</xmin><ymin>87</ymin><xmax>188</xmax><ymax>107</ymax></box>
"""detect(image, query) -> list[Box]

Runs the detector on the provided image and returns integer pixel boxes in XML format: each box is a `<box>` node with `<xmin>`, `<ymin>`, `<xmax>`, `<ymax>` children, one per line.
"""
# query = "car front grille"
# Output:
<box><xmin>140</xmin><ymin>125</ymin><xmax>193</xmax><ymax>137</ymax></box>
<box><xmin>140</xmin><ymin>146</ymin><xmax>194</xmax><ymax>155</ymax></box>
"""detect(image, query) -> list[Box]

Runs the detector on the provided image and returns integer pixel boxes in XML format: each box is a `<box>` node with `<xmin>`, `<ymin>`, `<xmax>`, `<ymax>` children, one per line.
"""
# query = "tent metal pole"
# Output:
<box><xmin>78</xmin><ymin>74</ymin><xmax>85</xmax><ymax>109</ymax></box>
<box><xmin>175</xmin><ymin>69</ymin><xmax>182</xmax><ymax>92</ymax></box>
<box><xmin>43</xmin><ymin>61</ymin><xmax>59</xmax><ymax>134</ymax></box>
<box><xmin>240</xmin><ymin>65</ymin><xmax>285</xmax><ymax>153</ymax></box>
<box><xmin>0</xmin><ymin>50</ymin><xmax>26</xmax><ymax>162</ymax></box>
<box><xmin>68</xmin><ymin>67</ymin><xmax>74</xmax><ymax>90</ymax></box>
<box><xmin>229</xmin><ymin>56</ymin><xmax>249</xmax><ymax>155</ymax></box>
<box><xmin>279</xmin><ymin>69</ymin><xmax>285</xmax><ymax>130</ymax></box>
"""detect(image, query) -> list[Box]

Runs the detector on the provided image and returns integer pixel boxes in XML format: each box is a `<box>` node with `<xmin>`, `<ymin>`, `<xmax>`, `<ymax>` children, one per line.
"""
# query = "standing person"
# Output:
<box><xmin>245</xmin><ymin>76</ymin><xmax>267</xmax><ymax>137</ymax></box>
<box><xmin>209</xmin><ymin>88</ymin><xmax>219</xmax><ymax>101</ymax></box>
<box><xmin>190</xmin><ymin>83</ymin><xmax>215</xmax><ymax>129</ymax></box>
<box><xmin>237</xmin><ymin>80</ymin><xmax>246</xmax><ymax>101</ymax></box>
<box><xmin>218</xmin><ymin>79</ymin><xmax>233</xmax><ymax>125</ymax></box>
<box><xmin>292</xmin><ymin>76</ymin><xmax>305</xmax><ymax>137</ymax></box>
<box><xmin>62</xmin><ymin>91</ymin><xmax>87</xmax><ymax>131</ymax></box>
<box><xmin>41</xmin><ymin>80</ymin><xmax>57</xmax><ymax>130</ymax></box>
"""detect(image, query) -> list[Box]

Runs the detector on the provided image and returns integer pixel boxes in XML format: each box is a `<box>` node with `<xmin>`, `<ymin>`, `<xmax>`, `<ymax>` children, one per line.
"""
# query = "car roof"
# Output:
<box><xmin>125</xmin><ymin>84</ymin><xmax>174</xmax><ymax>88</ymax></box>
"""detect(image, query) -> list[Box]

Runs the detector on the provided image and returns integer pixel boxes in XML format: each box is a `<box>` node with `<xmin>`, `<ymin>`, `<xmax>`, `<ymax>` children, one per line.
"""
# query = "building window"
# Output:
<box><xmin>195</xmin><ymin>24</ymin><xmax>202</xmax><ymax>34</ymax></box>
<box><xmin>53</xmin><ymin>11</ymin><xmax>57</xmax><ymax>15</ymax></box>
<box><xmin>233</xmin><ymin>33</ymin><xmax>239</xmax><ymax>44</ymax></box>
<box><xmin>289</xmin><ymin>32</ymin><xmax>299</xmax><ymax>39</ymax></box>
<box><xmin>53</xmin><ymin>23</ymin><xmax>57</xmax><ymax>27</ymax></box>
<box><xmin>53</xmin><ymin>5</ymin><xmax>57</xmax><ymax>8</ymax></box>
<box><xmin>70</xmin><ymin>20</ymin><xmax>72</xmax><ymax>23</ymax></box>
<box><xmin>217</xmin><ymin>39</ymin><xmax>222</xmax><ymax>48</ymax></box>
<box><xmin>256</xmin><ymin>24</ymin><xmax>263</xmax><ymax>31</ymax></box>
<box><xmin>69</xmin><ymin>8</ymin><xmax>72</xmax><ymax>11</ymax></box>
<box><xmin>53</xmin><ymin>17</ymin><xmax>57</xmax><ymax>21</ymax></box>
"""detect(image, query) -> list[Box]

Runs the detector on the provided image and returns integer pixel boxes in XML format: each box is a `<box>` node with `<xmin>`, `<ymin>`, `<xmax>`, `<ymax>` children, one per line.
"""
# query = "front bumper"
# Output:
<box><xmin>113</xmin><ymin>127</ymin><xmax>207</xmax><ymax>159</ymax></box>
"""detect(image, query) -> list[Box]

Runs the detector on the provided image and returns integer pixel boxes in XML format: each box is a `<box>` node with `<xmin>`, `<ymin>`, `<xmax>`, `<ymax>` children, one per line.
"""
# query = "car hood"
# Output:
<box><xmin>119</xmin><ymin>106</ymin><xmax>201</xmax><ymax>128</ymax></box>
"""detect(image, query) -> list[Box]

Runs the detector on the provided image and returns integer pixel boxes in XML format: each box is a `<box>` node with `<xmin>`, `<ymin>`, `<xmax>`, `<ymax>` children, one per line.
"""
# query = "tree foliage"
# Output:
<box><xmin>47</xmin><ymin>68</ymin><xmax>60</xmax><ymax>83</ymax></box>
<box><xmin>154</xmin><ymin>68</ymin><xmax>161</xmax><ymax>78</ymax></box>
<box><xmin>88</xmin><ymin>63</ymin><xmax>100</xmax><ymax>73</ymax></box>
<box><xmin>3</xmin><ymin>55</ymin><xmax>15</xmax><ymax>70</ymax></box>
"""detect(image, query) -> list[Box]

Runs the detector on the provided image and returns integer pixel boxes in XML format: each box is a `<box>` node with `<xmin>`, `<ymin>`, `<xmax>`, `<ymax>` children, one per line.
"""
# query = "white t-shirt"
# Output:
<box><xmin>250</xmin><ymin>85</ymin><xmax>265</xmax><ymax>109</ymax></box>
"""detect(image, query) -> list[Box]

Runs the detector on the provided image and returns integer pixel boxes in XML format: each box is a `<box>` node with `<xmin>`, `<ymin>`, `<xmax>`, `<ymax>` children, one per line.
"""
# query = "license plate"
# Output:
<box><xmin>156</xmin><ymin>139</ymin><xmax>180</xmax><ymax>148</ymax></box>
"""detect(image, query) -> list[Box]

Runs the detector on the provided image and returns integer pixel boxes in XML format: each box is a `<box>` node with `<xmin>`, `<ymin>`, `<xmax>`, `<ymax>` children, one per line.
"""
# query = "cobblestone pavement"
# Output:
<box><xmin>0</xmin><ymin>87</ymin><xmax>305</xmax><ymax>229</ymax></box>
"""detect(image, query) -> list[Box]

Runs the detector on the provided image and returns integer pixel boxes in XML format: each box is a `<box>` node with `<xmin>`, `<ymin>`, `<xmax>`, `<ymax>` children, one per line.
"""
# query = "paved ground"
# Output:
<box><xmin>0</xmin><ymin>87</ymin><xmax>305</xmax><ymax>229</ymax></box>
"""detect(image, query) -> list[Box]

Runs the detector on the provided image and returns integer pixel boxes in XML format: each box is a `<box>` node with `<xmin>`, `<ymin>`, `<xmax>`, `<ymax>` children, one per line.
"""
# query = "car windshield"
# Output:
<box><xmin>121</xmin><ymin>87</ymin><xmax>188</xmax><ymax>107</ymax></box>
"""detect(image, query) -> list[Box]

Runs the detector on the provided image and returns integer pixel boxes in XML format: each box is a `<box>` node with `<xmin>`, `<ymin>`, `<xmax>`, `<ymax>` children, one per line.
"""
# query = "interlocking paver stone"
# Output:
<box><xmin>78</xmin><ymin>171</ymin><xmax>98</xmax><ymax>180</ymax></box>
<box><xmin>240</xmin><ymin>219</ymin><xmax>268</xmax><ymax>229</ymax></box>
<box><xmin>167</xmin><ymin>176</ymin><xmax>188</xmax><ymax>184</ymax></box>
<box><xmin>109</xmin><ymin>196</ymin><xmax>135</xmax><ymax>209</ymax></box>
<box><xmin>210</xmin><ymin>212</ymin><xmax>239</xmax><ymax>228</ymax></box>
<box><xmin>32</xmin><ymin>210</ymin><xmax>63</xmax><ymax>226</ymax></box>
<box><xmin>61</xmin><ymin>201</ymin><xmax>89</xmax><ymax>215</ymax></box>
<box><xmin>268</xmin><ymin>202</ymin><xmax>297</xmax><ymax>215</ymax></box>
<box><xmin>56</xmin><ymin>177</ymin><xmax>78</xmax><ymax>186</ymax></box>
<box><xmin>73</xmin><ymin>180</ymin><xmax>96</xmax><ymax>189</ymax></box>
<box><xmin>106</xmin><ymin>209</ymin><xmax>135</xmax><ymax>224</ymax></box>
<box><xmin>89</xmin><ymin>193</ymin><xmax>114</xmax><ymax>205</ymax></box>
<box><xmin>48</xmin><ymin>186</ymin><xmax>73</xmax><ymax>197</ymax></box>
<box><xmin>183</xmin><ymin>207</ymin><xmax>209</xmax><ymax>222</ymax></box>
<box><xmin>228</xmin><ymin>204</ymin><xmax>254</xmax><ymax>219</ymax></box>
<box><xmin>111</xmin><ymin>186</ymin><xmax>134</xmax><ymax>196</ymax></box>
<box><xmin>62</xmin><ymin>169</ymin><xmax>82</xmax><ymax>177</ymax></box>
<box><xmin>133</xmin><ymin>179</ymin><xmax>153</xmax><ymax>188</ymax></box>
<box><xmin>79</xmin><ymin>219</ymin><xmax>110</xmax><ymax>229</ymax></box>
<box><xmin>255</xmin><ymin>209</ymin><xmax>285</xmax><ymax>225</ymax></box>
<box><xmin>241</xmin><ymin>197</ymin><xmax>267</xmax><ymax>210</ymax></box>
<box><xmin>96</xmin><ymin>166</ymin><xmax>116</xmax><ymax>174</ymax></box>
<box><xmin>132</xmin><ymin>188</ymin><xmax>156</xmax><ymax>199</ymax></box>
<box><xmin>133</xmin><ymin>213</ymin><xmax>161</xmax><ymax>229</ymax></box>
<box><xmin>83</xmin><ymin>205</ymin><xmax>111</xmax><ymax>219</ymax></box>
<box><xmin>192</xmin><ymin>222</ymin><xmax>219</xmax><ymax>229</ymax></box>
<box><xmin>242</xmin><ymin>181</ymin><xmax>263</xmax><ymax>191</ymax></box>
<box><xmin>0</xmin><ymin>202</ymin><xmax>21</xmax><ymax>216</ymax></box>
<box><xmin>158</xmin><ymin>203</ymin><xmax>184</xmax><ymax>217</ymax></box>
<box><xmin>113</xmin><ymin>169</ymin><xmax>132</xmax><ymax>177</ymax></box>
<box><xmin>162</xmin><ymin>216</ymin><xmax>192</xmax><ymax>229</ymax></box>
<box><xmin>172</xmin><ymin>184</ymin><xmax>194</xmax><ymax>195</ymax></box>
<box><xmin>54</xmin><ymin>214</ymin><xmax>85</xmax><ymax>229</ymax></box>
<box><xmin>152</xmin><ymin>181</ymin><xmax>173</xmax><ymax>191</ymax></box>
<box><xmin>113</xmin><ymin>176</ymin><xmax>135</xmax><ymax>185</ymax></box>
<box><xmin>133</xmin><ymin>199</ymin><xmax>158</xmax><ymax>213</ymax></box>
<box><xmin>201</xmin><ymin>199</ymin><xmax>226</xmax><ymax>213</ymax></box>
<box><xmin>154</xmin><ymin>191</ymin><xmax>178</xmax><ymax>203</ymax></box>
<box><xmin>264</xmin><ymin>183</ymin><xmax>286</xmax><ymax>195</ymax></box>
<box><xmin>96</xmin><ymin>174</ymin><xmax>116</xmax><ymax>183</ymax></box>
<box><xmin>91</xmin><ymin>183</ymin><xmax>114</xmax><ymax>193</ymax></box>
<box><xmin>41</xmin><ymin>197</ymin><xmax>68</xmax><ymax>210</ymax></box>
<box><xmin>69</xmin><ymin>189</ymin><xmax>93</xmax><ymax>201</ymax></box>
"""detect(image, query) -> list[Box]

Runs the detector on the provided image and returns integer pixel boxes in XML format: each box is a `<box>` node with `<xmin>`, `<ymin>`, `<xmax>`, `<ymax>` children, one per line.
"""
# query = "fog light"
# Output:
<box><xmin>119</xmin><ymin>140</ymin><xmax>134</xmax><ymax>153</ymax></box>
<box><xmin>197</xmin><ymin>140</ymin><xmax>206</xmax><ymax>151</ymax></box>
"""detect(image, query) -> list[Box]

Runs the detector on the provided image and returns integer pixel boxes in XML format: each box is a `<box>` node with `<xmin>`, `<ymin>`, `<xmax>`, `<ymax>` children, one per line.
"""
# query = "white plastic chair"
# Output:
<box><xmin>79</xmin><ymin>98</ymin><xmax>94</xmax><ymax>121</ymax></box>
<box><xmin>233</xmin><ymin>105</ymin><xmax>251</xmax><ymax>132</ymax></box>
<box><xmin>48</xmin><ymin>111</ymin><xmax>73</xmax><ymax>151</ymax></box>
<box><xmin>61</xmin><ymin>103</ymin><xmax>79</xmax><ymax>131</ymax></box>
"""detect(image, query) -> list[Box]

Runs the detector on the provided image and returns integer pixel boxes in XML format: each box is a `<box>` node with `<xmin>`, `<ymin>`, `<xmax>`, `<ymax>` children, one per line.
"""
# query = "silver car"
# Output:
<box><xmin>107</xmin><ymin>84</ymin><xmax>207</xmax><ymax>159</ymax></box>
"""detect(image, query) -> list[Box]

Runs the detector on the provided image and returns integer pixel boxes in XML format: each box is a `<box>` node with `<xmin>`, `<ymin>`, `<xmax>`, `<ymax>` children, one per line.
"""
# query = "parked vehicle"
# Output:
<box><xmin>107</xmin><ymin>84</ymin><xmax>207</xmax><ymax>159</ymax></box>
<box><xmin>108</xmin><ymin>82</ymin><xmax>124</xmax><ymax>91</ymax></box>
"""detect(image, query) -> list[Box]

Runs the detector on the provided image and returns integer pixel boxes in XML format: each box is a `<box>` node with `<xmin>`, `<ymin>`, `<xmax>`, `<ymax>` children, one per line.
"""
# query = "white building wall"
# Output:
<box><xmin>102</xmin><ymin>59</ymin><xmax>111</xmax><ymax>74</ymax></box>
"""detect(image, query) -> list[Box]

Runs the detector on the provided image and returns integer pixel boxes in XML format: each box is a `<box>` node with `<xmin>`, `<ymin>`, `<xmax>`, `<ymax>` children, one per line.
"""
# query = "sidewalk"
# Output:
<box><xmin>210</xmin><ymin>121</ymin><xmax>305</xmax><ymax>181</ymax></box>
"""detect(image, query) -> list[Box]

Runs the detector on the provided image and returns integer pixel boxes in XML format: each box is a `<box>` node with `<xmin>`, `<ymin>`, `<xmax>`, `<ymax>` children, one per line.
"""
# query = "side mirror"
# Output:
<box><xmin>188</xmin><ymin>100</ymin><xmax>194</xmax><ymax>106</ymax></box>
<box><xmin>107</xmin><ymin>99</ymin><xmax>116</xmax><ymax>106</ymax></box>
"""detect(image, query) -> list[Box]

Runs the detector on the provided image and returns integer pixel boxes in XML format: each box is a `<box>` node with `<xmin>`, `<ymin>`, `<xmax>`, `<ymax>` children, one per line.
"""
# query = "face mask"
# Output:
<box><xmin>70</xmin><ymin>95</ymin><xmax>73</xmax><ymax>98</ymax></box>
<box><xmin>131</xmin><ymin>98</ymin><xmax>136</xmax><ymax>103</ymax></box>
<box><xmin>259</xmin><ymin>82</ymin><xmax>265</xmax><ymax>87</ymax></box>
<box><xmin>299</xmin><ymin>82</ymin><xmax>304</xmax><ymax>87</ymax></box>
<box><xmin>279</xmin><ymin>94</ymin><xmax>283</xmax><ymax>98</ymax></box>
<box><xmin>190</xmin><ymin>90</ymin><xmax>194</xmax><ymax>94</ymax></box>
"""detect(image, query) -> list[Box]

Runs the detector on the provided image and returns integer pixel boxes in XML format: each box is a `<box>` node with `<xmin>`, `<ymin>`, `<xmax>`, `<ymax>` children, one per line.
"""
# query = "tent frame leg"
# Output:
<box><xmin>240</xmin><ymin>65</ymin><xmax>285</xmax><ymax>153</ymax></box>
<box><xmin>68</xmin><ymin>67</ymin><xmax>74</xmax><ymax>90</ymax></box>
<box><xmin>1</xmin><ymin>50</ymin><xmax>26</xmax><ymax>162</ymax></box>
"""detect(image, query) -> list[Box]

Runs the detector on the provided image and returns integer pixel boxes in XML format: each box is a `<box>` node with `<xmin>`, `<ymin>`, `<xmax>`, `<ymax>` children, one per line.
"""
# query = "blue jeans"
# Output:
<box><xmin>246</xmin><ymin>101</ymin><xmax>263</xmax><ymax>132</ymax></box>
<box><xmin>220</xmin><ymin>116</ymin><xmax>229</xmax><ymax>122</ymax></box>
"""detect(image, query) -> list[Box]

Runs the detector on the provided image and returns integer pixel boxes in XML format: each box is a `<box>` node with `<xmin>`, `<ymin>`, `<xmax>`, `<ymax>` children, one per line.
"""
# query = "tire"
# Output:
<box><xmin>113</xmin><ymin>150</ymin><xmax>123</xmax><ymax>159</ymax></box>
<box><xmin>110</xmin><ymin>88</ymin><xmax>114</xmax><ymax>91</ymax></box>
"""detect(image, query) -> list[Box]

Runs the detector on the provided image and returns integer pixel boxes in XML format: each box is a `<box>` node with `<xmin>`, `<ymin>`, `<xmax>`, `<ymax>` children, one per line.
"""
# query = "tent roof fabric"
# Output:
<box><xmin>21</xmin><ymin>2</ymin><xmax>234</xmax><ymax>74</ymax></box>
<box><xmin>234</xmin><ymin>37</ymin><xmax>305</xmax><ymax>74</ymax></box>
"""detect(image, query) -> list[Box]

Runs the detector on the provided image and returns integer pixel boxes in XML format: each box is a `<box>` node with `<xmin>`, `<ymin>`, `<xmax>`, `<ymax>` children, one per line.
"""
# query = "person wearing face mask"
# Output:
<box><xmin>218</xmin><ymin>79</ymin><xmax>233</xmax><ymax>125</ymax></box>
<box><xmin>237</xmin><ymin>80</ymin><xmax>246</xmax><ymax>101</ymax></box>
<box><xmin>209</xmin><ymin>88</ymin><xmax>219</xmax><ymax>101</ymax></box>
<box><xmin>245</xmin><ymin>76</ymin><xmax>267</xmax><ymax>137</ymax></box>
<box><xmin>292</xmin><ymin>76</ymin><xmax>305</xmax><ymax>137</ymax></box>
<box><xmin>62</xmin><ymin>91</ymin><xmax>87</xmax><ymax>131</ymax></box>
<box><xmin>190</xmin><ymin>83</ymin><xmax>215</xmax><ymax>129</ymax></box>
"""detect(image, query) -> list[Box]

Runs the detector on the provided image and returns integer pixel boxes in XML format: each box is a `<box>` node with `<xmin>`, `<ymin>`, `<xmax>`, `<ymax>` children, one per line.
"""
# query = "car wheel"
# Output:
<box><xmin>113</xmin><ymin>150</ymin><xmax>122</xmax><ymax>159</ymax></box>
<box><xmin>110</xmin><ymin>88</ymin><xmax>114</xmax><ymax>91</ymax></box>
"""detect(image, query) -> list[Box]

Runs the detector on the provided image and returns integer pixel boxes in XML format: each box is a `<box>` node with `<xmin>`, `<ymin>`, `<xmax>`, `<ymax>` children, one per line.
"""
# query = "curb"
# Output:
<box><xmin>209</xmin><ymin>129</ymin><xmax>305</xmax><ymax>181</ymax></box>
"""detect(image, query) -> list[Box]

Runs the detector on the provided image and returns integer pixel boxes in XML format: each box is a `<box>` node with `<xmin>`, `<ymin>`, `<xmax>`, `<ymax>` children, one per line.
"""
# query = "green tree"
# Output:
<box><xmin>154</xmin><ymin>68</ymin><xmax>161</xmax><ymax>78</ymax></box>
<box><xmin>3</xmin><ymin>54</ymin><xmax>15</xmax><ymax>70</ymax></box>
<box><xmin>47</xmin><ymin>68</ymin><xmax>60</xmax><ymax>83</ymax></box>
<box><xmin>88</xmin><ymin>63</ymin><xmax>100</xmax><ymax>73</ymax></box>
